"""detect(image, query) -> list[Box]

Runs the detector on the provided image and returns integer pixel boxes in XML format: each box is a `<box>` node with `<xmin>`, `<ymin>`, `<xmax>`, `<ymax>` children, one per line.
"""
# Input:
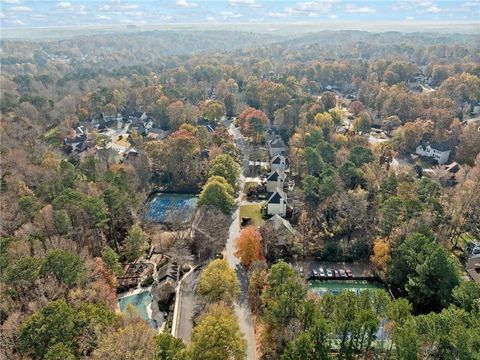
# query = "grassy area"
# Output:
<box><xmin>239</xmin><ymin>203</ymin><xmax>264</xmax><ymax>226</ymax></box>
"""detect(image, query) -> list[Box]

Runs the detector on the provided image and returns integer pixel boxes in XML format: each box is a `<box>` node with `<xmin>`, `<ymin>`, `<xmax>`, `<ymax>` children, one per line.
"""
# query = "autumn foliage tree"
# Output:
<box><xmin>371</xmin><ymin>238</ymin><xmax>391</xmax><ymax>276</ymax></box>
<box><xmin>198</xmin><ymin>259</ymin><xmax>240</xmax><ymax>305</ymax></box>
<box><xmin>237</xmin><ymin>106</ymin><xmax>269</xmax><ymax>143</ymax></box>
<box><xmin>348</xmin><ymin>100</ymin><xmax>364</xmax><ymax>116</ymax></box>
<box><xmin>235</xmin><ymin>225</ymin><xmax>264</xmax><ymax>267</ymax></box>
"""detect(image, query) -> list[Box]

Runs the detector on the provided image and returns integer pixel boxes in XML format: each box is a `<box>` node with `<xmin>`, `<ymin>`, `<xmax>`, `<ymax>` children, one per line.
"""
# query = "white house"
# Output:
<box><xmin>270</xmin><ymin>154</ymin><xmax>286</xmax><ymax>172</ymax></box>
<box><xmin>267</xmin><ymin>136</ymin><xmax>287</xmax><ymax>158</ymax></box>
<box><xmin>266</xmin><ymin>170</ymin><xmax>285</xmax><ymax>193</ymax></box>
<box><xmin>266</xmin><ymin>192</ymin><xmax>287</xmax><ymax>217</ymax></box>
<box><xmin>415</xmin><ymin>142</ymin><xmax>451</xmax><ymax>164</ymax></box>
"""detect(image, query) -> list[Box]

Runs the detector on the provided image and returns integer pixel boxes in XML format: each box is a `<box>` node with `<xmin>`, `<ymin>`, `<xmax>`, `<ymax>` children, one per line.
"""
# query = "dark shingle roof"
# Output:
<box><xmin>271</xmin><ymin>155</ymin><xmax>285</xmax><ymax>164</ymax></box>
<box><xmin>267</xmin><ymin>192</ymin><xmax>284</xmax><ymax>204</ymax></box>
<box><xmin>430</xmin><ymin>142</ymin><xmax>451</xmax><ymax>152</ymax></box>
<box><xmin>267</xmin><ymin>170</ymin><xmax>281</xmax><ymax>181</ymax></box>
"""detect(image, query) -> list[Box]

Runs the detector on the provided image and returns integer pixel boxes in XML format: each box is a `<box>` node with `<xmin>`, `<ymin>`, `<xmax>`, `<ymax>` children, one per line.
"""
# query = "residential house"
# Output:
<box><xmin>266</xmin><ymin>191</ymin><xmax>287</xmax><ymax>217</ymax></box>
<box><xmin>268</xmin><ymin>214</ymin><xmax>298</xmax><ymax>245</ymax></box>
<box><xmin>129</xmin><ymin>111</ymin><xmax>147</xmax><ymax>123</ymax></box>
<box><xmin>466</xmin><ymin>254</ymin><xmax>480</xmax><ymax>284</ymax></box>
<box><xmin>266</xmin><ymin>170</ymin><xmax>285</xmax><ymax>193</ymax></box>
<box><xmin>196</xmin><ymin>118</ymin><xmax>217</xmax><ymax>132</ymax></box>
<box><xmin>65</xmin><ymin>135</ymin><xmax>87</xmax><ymax>152</ymax></box>
<box><xmin>466</xmin><ymin>241</ymin><xmax>480</xmax><ymax>258</ymax></box>
<box><xmin>129</xmin><ymin>113</ymin><xmax>154</xmax><ymax>136</ymax></box>
<box><xmin>64</xmin><ymin>126</ymin><xmax>88</xmax><ymax>153</ymax></box>
<box><xmin>267</xmin><ymin>136</ymin><xmax>287</xmax><ymax>158</ymax></box>
<box><xmin>270</xmin><ymin>154</ymin><xmax>286</xmax><ymax>172</ymax></box>
<box><xmin>434</xmin><ymin>161</ymin><xmax>461</xmax><ymax>186</ymax></box>
<box><xmin>415</xmin><ymin>142</ymin><xmax>451</xmax><ymax>164</ymax></box>
<box><xmin>265</xmin><ymin>127</ymin><xmax>278</xmax><ymax>143</ymax></box>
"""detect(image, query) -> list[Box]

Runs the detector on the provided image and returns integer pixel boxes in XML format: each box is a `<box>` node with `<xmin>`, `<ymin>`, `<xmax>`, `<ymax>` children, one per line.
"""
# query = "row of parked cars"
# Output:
<box><xmin>312</xmin><ymin>267</ymin><xmax>353</xmax><ymax>278</ymax></box>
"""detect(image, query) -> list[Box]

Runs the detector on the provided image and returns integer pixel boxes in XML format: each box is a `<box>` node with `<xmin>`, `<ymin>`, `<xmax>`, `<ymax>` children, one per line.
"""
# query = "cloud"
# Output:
<box><xmin>8</xmin><ymin>5</ymin><xmax>32</xmax><ymax>12</ymax></box>
<box><xmin>118</xmin><ymin>4</ymin><xmax>138</xmax><ymax>11</ymax></box>
<box><xmin>55</xmin><ymin>2</ymin><xmax>87</xmax><ymax>15</ymax></box>
<box><xmin>56</xmin><ymin>2</ymin><xmax>73</xmax><ymax>10</ymax></box>
<box><xmin>290</xmin><ymin>0</ymin><xmax>340</xmax><ymax>14</ymax></box>
<box><xmin>268</xmin><ymin>0</ymin><xmax>341</xmax><ymax>18</ymax></box>
<box><xmin>4</xmin><ymin>18</ymin><xmax>25</xmax><ymax>25</ymax></box>
<box><xmin>426</xmin><ymin>5</ymin><xmax>441</xmax><ymax>12</ymax></box>
<box><xmin>329</xmin><ymin>14</ymin><xmax>338</xmax><ymax>18</ymax></box>
<box><xmin>96</xmin><ymin>15</ymin><xmax>110</xmax><ymax>20</ymax></box>
<box><xmin>268</xmin><ymin>11</ymin><xmax>290</xmax><ymax>18</ymax></box>
<box><xmin>344</xmin><ymin>4</ymin><xmax>376</xmax><ymax>13</ymax></box>
<box><xmin>461</xmin><ymin>1</ymin><xmax>480</xmax><ymax>7</ymax></box>
<box><xmin>229</xmin><ymin>0</ymin><xmax>260</xmax><ymax>7</ymax></box>
<box><xmin>1</xmin><ymin>0</ymin><xmax>21</xmax><ymax>4</ymax></box>
<box><xmin>175</xmin><ymin>0</ymin><xmax>198</xmax><ymax>8</ymax></box>
<box><xmin>220</xmin><ymin>10</ymin><xmax>241</xmax><ymax>18</ymax></box>
<box><xmin>406</xmin><ymin>16</ymin><xmax>415</xmax><ymax>20</ymax></box>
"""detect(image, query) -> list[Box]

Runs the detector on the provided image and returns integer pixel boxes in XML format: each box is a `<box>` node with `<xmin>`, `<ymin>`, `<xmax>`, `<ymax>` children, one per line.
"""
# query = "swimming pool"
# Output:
<box><xmin>118</xmin><ymin>290</ymin><xmax>156</xmax><ymax>327</ymax></box>
<box><xmin>144</xmin><ymin>193</ymin><xmax>198</xmax><ymax>224</ymax></box>
<box><xmin>309</xmin><ymin>280</ymin><xmax>384</xmax><ymax>296</ymax></box>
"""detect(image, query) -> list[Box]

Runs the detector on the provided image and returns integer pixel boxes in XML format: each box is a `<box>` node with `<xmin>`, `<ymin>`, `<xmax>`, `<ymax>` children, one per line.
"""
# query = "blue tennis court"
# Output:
<box><xmin>144</xmin><ymin>193</ymin><xmax>198</xmax><ymax>224</ymax></box>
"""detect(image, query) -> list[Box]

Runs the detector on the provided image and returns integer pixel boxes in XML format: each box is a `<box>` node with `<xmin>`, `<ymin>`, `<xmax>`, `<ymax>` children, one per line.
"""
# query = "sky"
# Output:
<box><xmin>0</xmin><ymin>0</ymin><xmax>479</xmax><ymax>28</ymax></box>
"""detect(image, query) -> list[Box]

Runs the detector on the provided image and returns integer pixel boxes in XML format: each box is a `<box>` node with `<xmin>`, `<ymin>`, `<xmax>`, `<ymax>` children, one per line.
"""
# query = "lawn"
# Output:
<box><xmin>239</xmin><ymin>203</ymin><xmax>264</xmax><ymax>226</ymax></box>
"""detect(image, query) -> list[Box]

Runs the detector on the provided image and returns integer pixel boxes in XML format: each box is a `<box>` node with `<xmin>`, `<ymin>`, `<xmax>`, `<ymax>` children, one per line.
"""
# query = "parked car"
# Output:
<box><xmin>313</xmin><ymin>269</ymin><xmax>318</xmax><ymax>277</ymax></box>
<box><xmin>319</xmin><ymin>268</ymin><xmax>325</xmax><ymax>277</ymax></box>
<box><xmin>326</xmin><ymin>268</ymin><xmax>333</xmax><ymax>277</ymax></box>
<box><xmin>346</xmin><ymin>269</ymin><xmax>353</xmax><ymax>277</ymax></box>
<box><xmin>334</xmin><ymin>270</ymin><xmax>339</xmax><ymax>277</ymax></box>
<box><xmin>339</xmin><ymin>269</ymin><xmax>347</xmax><ymax>277</ymax></box>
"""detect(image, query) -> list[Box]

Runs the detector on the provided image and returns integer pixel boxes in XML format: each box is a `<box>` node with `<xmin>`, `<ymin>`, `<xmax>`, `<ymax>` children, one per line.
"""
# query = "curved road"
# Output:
<box><xmin>226</xmin><ymin>121</ymin><xmax>256</xmax><ymax>360</ymax></box>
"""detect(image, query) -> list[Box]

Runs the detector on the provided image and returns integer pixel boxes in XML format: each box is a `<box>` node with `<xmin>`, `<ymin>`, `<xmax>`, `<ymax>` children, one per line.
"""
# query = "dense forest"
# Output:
<box><xmin>1</xmin><ymin>29</ymin><xmax>479</xmax><ymax>359</ymax></box>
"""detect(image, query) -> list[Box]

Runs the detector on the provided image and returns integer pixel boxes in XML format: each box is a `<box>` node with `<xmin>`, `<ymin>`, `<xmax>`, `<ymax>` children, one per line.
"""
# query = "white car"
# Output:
<box><xmin>319</xmin><ymin>268</ymin><xmax>325</xmax><ymax>277</ymax></box>
<box><xmin>326</xmin><ymin>268</ymin><xmax>333</xmax><ymax>277</ymax></box>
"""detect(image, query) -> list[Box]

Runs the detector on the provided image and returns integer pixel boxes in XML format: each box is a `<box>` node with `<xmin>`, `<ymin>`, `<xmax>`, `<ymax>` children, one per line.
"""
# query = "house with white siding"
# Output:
<box><xmin>266</xmin><ymin>170</ymin><xmax>285</xmax><ymax>193</ymax></box>
<box><xmin>266</xmin><ymin>191</ymin><xmax>287</xmax><ymax>217</ymax></box>
<box><xmin>270</xmin><ymin>154</ymin><xmax>286</xmax><ymax>172</ymax></box>
<box><xmin>415</xmin><ymin>142</ymin><xmax>451</xmax><ymax>164</ymax></box>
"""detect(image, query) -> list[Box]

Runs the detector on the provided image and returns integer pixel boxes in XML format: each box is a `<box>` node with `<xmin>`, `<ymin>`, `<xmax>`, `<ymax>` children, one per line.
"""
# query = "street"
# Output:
<box><xmin>175</xmin><ymin>268</ymin><xmax>201</xmax><ymax>343</ymax></box>
<box><xmin>226</xmin><ymin>120</ymin><xmax>256</xmax><ymax>360</ymax></box>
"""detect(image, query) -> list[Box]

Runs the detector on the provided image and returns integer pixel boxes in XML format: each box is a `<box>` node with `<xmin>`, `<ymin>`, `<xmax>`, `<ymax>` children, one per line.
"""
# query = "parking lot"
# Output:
<box><xmin>290</xmin><ymin>260</ymin><xmax>376</xmax><ymax>280</ymax></box>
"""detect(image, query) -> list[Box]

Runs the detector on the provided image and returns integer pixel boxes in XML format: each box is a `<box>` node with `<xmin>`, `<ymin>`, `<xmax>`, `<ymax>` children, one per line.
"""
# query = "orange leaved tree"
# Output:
<box><xmin>234</xmin><ymin>225</ymin><xmax>264</xmax><ymax>267</ymax></box>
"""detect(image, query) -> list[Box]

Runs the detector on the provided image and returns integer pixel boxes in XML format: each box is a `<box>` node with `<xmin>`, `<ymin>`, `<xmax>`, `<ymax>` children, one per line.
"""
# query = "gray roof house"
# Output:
<box><xmin>466</xmin><ymin>254</ymin><xmax>480</xmax><ymax>284</ymax></box>
<box><xmin>267</xmin><ymin>136</ymin><xmax>287</xmax><ymax>158</ymax></box>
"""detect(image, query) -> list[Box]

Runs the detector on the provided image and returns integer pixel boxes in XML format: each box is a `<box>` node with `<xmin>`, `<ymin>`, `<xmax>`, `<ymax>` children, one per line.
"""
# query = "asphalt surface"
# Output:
<box><xmin>226</xmin><ymin>120</ymin><xmax>257</xmax><ymax>360</ymax></box>
<box><xmin>176</xmin><ymin>268</ymin><xmax>201</xmax><ymax>343</ymax></box>
<box><xmin>176</xmin><ymin>120</ymin><xmax>256</xmax><ymax>357</ymax></box>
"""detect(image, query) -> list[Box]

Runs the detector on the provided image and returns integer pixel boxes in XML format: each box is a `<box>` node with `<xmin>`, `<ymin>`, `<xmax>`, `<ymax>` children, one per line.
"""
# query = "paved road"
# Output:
<box><xmin>176</xmin><ymin>269</ymin><xmax>201</xmax><ymax>343</ymax></box>
<box><xmin>226</xmin><ymin>121</ymin><xmax>256</xmax><ymax>360</ymax></box>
